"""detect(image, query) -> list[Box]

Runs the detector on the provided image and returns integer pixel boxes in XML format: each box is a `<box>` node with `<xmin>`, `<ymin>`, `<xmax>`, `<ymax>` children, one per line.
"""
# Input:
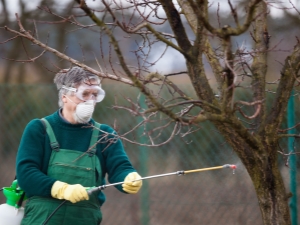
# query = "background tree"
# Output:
<box><xmin>1</xmin><ymin>0</ymin><xmax>300</xmax><ymax>224</ymax></box>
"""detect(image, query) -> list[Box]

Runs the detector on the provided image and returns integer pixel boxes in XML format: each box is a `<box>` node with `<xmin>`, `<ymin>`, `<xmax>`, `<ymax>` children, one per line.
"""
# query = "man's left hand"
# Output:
<box><xmin>122</xmin><ymin>172</ymin><xmax>143</xmax><ymax>194</ymax></box>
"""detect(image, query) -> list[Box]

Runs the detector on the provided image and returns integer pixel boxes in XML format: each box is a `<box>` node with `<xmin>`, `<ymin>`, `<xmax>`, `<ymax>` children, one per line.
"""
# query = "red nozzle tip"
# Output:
<box><xmin>230</xmin><ymin>165</ymin><xmax>237</xmax><ymax>169</ymax></box>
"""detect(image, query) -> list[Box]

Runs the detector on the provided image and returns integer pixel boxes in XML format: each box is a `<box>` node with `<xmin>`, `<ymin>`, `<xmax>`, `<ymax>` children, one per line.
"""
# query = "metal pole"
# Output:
<box><xmin>288</xmin><ymin>89</ymin><xmax>298</xmax><ymax>225</ymax></box>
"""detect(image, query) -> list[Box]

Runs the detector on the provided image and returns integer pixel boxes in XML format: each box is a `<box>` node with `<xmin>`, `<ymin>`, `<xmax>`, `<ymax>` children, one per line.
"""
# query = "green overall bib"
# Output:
<box><xmin>21</xmin><ymin>119</ymin><xmax>103</xmax><ymax>225</ymax></box>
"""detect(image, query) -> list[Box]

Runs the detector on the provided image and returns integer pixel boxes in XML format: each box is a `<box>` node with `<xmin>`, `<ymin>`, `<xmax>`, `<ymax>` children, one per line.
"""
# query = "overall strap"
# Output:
<box><xmin>40</xmin><ymin>118</ymin><xmax>60</xmax><ymax>151</ymax></box>
<box><xmin>87</xmin><ymin>122</ymin><xmax>101</xmax><ymax>156</ymax></box>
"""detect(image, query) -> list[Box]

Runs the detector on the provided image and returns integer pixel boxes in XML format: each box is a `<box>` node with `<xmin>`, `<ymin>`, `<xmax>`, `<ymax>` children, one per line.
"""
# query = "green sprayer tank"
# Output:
<box><xmin>0</xmin><ymin>180</ymin><xmax>25</xmax><ymax>225</ymax></box>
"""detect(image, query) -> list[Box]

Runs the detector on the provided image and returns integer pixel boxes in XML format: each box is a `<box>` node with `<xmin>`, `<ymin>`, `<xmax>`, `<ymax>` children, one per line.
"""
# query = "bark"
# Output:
<box><xmin>250</xmin><ymin>149</ymin><xmax>290</xmax><ymax>225</ymax></box>
<box><xmin>251</xmin><ymin>2</ymin><xmax>268</xmax><ymax>132</ymax></box>
<box><xmin>213</xmin><ymin>120</ymin><xmax>291</xmax><ymax>225</ymax></box>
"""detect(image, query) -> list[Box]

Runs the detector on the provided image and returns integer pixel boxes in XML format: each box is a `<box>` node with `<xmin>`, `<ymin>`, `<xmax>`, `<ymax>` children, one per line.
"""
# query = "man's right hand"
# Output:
<box><xmin>51</xmin><ymin>181</ymin><xmax>89</xmax><ymax>203</ymax></box>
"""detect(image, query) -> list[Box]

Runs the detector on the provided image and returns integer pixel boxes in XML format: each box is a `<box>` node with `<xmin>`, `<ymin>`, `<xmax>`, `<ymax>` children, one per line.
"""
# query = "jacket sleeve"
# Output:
<box><xmin>16</xmin><ymin>119</ymin><xmax>57</xmax><ymax>197</ymax></box>
<box><xmin>99</xmin><ymin>125</ymin><xmax>137</xmax><ymax>193</ymax></box>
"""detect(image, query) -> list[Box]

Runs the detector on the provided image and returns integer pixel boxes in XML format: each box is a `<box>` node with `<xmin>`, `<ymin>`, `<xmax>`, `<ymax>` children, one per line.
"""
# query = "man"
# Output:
<box><xmin>16</xmin><ymin>67</ymin><xmax>142</xmax><ymax>225</ymax></box>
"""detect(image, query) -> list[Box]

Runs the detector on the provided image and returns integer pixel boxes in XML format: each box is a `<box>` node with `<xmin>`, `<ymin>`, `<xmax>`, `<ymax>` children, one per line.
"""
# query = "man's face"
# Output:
<box><xmin>60</xmin><ymin>77</ymin><xmax>105</xmax><ymax>123</ymax></box>
<box><xmin>62</xmin><ymin>88</ymin><xmax>96</xmax><ymax>124</ymax></box>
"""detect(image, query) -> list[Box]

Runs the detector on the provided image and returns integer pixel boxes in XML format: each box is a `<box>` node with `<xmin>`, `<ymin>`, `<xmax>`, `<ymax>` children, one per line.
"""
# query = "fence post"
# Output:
<box><xmin>139</xmin><ymin>94</ymin><xmax>150</xmax><ymax>225</ymax></box>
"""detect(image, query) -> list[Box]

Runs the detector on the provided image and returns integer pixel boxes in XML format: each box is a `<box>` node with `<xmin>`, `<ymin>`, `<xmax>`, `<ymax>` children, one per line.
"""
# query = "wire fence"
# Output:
<box><xmin>0</xmin><ymin>84</ymin><xmax>299</xmax><ymax>225</ymax></box>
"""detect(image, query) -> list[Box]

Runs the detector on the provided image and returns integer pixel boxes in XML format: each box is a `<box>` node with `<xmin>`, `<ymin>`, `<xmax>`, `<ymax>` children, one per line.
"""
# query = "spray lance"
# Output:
<box><xmin>42</xmin><ymin>164</ymin><xmax>237</xmax><ymax>225</ymax></box>
<box><xmin>87</xmin><ymin>164</ymin><xmax>237</xmax><ymax>194</ymax></box>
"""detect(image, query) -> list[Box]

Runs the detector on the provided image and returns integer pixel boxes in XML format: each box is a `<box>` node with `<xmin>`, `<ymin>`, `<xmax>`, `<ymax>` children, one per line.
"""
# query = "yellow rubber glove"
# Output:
<box><xmin>122</xmin><ymin>172</ymin><xmax>143</xmax><ymax>194</ymax></box>
<box><xmin>51</xmin><ymin>181</ymin><xmax>89</xmax><ymax>203</ymax></box>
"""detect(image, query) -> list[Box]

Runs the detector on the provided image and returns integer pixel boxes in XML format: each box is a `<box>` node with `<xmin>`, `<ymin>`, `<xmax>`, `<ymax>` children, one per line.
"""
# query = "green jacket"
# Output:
<box><xmin>16</xmin><ymin>110</ymin><xmax>136</xmax><ymax>206</ymax></box>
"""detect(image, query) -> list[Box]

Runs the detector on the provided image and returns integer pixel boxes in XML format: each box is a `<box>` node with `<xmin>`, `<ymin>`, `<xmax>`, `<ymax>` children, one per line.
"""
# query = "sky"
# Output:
<box><xmin>3</xmin><ymin>0</ymin><xmax>300</xmax><ymax>20</ymax></box>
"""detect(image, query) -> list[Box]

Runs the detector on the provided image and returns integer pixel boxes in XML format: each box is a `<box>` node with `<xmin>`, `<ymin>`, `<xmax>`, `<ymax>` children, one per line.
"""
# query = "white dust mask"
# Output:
<box><xmin>74</xmin><ymin>100</ymin><xmax>95</xmax><ymax>123</ymax></box>
<box><xmin>65</xmin><ymin>96</ymin><xmax>95</xmax><ymax>123</ymax></box>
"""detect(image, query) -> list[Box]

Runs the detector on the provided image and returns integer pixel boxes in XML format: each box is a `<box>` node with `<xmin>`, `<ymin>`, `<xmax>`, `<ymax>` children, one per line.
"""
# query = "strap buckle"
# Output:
<box><xmin>50</xmin><ymin>142</ymin><xmax>60</xmax><ymax>151</ymax></box>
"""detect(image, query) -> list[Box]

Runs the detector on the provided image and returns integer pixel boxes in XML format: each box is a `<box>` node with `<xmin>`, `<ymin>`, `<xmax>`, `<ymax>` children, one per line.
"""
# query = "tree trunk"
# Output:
<box><xmin>247</xmin><ymin>150</ymin><xmax>291</xmax><ymax>225</ymax></box>
<box><xmin>213</xmin><ymin>121</ymin><xmax>291</xmax><ymax>225</ymax></box>
<box><xmin>233</xmin><ymin>143</ymin><xmax>291</xmax><ymax>225</ymax></box>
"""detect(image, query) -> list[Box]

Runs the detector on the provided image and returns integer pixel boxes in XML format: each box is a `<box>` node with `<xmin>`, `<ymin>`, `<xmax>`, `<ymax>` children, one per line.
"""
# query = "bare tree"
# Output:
<box><xmin>1</xmin><ymin>0</ymin><xmax>300</xmax><ymax>224</ymax></box>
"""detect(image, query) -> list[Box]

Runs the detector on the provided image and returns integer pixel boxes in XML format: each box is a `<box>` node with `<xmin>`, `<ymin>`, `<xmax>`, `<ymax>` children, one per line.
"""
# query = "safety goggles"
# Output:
<box><xmin>62</xmin><ymin>83</ymin><xmax>105</xmax><ymax>102</ymax></box>
<box><xmin>83</xmin><ymin>76</ymin><xmax>101</xmax><ymax>86</ymax></box>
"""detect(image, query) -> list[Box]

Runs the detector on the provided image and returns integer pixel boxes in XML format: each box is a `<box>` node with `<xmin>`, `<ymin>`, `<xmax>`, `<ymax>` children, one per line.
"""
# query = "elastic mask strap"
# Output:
<box><xmin>87</xmin><ymin>122</ymin><xmax>101</xmax><ymax>156</ymax></box>
<box><xmin>41</xmin><ymin>118</ymin><xmax>60</xmax><ymax>151</ymax></box>
<box><xmin>64</xmin><ymin>95</ymin><xmax>78</xmax><ymax>105</ymax></box>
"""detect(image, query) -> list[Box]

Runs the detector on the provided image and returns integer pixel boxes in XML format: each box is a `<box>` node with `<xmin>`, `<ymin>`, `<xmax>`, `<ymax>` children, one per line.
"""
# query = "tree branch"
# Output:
<box><xmin>4</xmin><ymin>14</ymin><xmax>134</xmax><ymax>85</ymax></box>
<box><xmin>75</xmin><ymin>0</ymin><xmax>187</xmax><ymax>124</ymax></box>
<box><xmin>264</xmin><ymin>41</ymin><xmax>300</xmax><ymax>134</ymax></box>
<box><xmin>157</xmin><ymin>0</ymin><xmax>192</xmax><ymax>56</ymax></box>
<box><xmin>199</xmin><ymin>0</ymin><xmax>263</xmax><ymax>38</ymax></box>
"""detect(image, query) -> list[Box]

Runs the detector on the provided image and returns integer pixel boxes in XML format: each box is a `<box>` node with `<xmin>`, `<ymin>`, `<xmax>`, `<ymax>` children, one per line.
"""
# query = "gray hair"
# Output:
<box><xmin>54</xmin><ymin>67</ymin><xmax>99</xmax><ymax>107</ymax></box>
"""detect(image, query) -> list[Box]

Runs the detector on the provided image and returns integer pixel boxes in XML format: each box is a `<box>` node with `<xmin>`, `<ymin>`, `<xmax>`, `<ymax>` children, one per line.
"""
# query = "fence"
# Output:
<box><xmin>0</xmin><ymin>84</ymin><xmax>298</xmax><ymax>225</ymax></box>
